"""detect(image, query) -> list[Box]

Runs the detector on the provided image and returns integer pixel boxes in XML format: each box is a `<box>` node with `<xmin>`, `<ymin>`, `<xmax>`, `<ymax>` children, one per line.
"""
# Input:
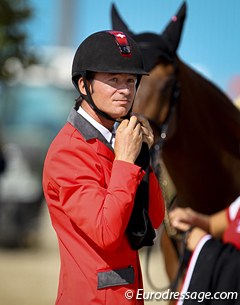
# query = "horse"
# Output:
<box><xmin>111</xmin><ymin>1</ymin><xmax>240</xmax><ymax>292</ymax></box>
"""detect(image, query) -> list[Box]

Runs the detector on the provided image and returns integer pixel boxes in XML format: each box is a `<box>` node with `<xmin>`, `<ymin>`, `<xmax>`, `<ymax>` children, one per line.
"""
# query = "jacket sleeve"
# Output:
<box><xmin>148</xmin><ymin>169</ymin><xmax>165</xmax><ymax>228</ymax></box>
<box><xmin>45</xmin><ymin>140</ymin><xmax>144</xmax><ymax>251</ymax></box>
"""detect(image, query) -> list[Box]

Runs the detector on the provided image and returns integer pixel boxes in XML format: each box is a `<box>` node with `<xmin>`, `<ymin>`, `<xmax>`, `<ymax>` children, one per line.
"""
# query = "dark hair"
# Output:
<box><xmin>86</xmin><ymin>71</ymin><xmax>96</xmax><ymax>80</ymax></box>
<box><xmin>74</xmin><ymin>95</ymin><xmax>82</xmax><ymax>110</ymax></box>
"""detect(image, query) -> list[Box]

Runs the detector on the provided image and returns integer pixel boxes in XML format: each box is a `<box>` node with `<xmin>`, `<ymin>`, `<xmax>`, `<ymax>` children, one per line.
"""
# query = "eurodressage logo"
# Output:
<box><xmin>124</xmin><ymin>289</ymin><xmax>239</xmax><ymax>302</ymax></box>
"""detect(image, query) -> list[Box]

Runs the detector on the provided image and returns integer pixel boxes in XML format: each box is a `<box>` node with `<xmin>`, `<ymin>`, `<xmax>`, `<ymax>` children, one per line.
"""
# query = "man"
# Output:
<box><xmin>43</xmin><ymin>30</ymin><xmax>165</xmax><ymax>305</ymax></box>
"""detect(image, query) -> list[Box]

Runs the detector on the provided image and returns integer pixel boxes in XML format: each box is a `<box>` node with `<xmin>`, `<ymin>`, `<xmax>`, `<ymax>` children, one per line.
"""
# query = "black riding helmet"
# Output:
<box><xmin>72</xmin><ymin>30</ymin><xmax>148</xmax><ymax>121</ymax></box>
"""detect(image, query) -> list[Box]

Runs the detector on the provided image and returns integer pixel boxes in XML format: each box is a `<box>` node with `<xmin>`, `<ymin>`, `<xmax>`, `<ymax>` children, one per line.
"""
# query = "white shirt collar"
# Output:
<box><xmin>77</xmin><ymin>106</ymin><xmax>112</xmax><ymax>143</ymax></box>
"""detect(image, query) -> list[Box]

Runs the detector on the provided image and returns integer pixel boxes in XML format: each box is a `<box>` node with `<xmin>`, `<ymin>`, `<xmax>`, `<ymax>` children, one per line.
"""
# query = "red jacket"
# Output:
<box><xmin>42</xmin><ymin>108</ymin><xmax>165</xmax><ymax>305</ymax></box>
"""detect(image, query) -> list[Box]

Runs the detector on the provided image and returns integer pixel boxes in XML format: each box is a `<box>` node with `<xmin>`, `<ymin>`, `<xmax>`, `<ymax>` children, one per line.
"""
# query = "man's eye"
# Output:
<box><xmin>109</xmin><ymin>78</ymin><xmax>118</xmax><ymax>83</ymax></box>
<box><xmin>128</xmin><ymin>78</ymin><xmax>137</xmax><ymax>84</ymax></box>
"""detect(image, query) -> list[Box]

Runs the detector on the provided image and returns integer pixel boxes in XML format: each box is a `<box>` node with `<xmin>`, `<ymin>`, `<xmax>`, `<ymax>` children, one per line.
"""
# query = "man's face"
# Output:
<box><xmin>89</xmin><ymin>72</ymin><xmax>137</xmax><ymax>119</ymax></box>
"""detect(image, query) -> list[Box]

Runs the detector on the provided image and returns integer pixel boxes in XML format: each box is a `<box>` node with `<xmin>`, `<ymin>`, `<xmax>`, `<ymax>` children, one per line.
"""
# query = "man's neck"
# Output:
<box><xmin>81</xmin><ymin>100</ymin><xmax>114</xmax><ymax>131</ymax></box>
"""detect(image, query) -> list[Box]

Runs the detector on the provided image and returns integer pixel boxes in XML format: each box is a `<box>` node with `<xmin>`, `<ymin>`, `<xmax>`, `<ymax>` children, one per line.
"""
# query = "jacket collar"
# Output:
<box><xmin>67</xmin><ymin>107</ymin><xmax>113</xmax><ymax>151</ymax></box>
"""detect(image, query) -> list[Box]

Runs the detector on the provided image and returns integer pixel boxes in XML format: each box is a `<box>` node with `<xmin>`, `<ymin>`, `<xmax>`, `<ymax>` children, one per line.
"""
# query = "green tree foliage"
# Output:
<box><xmin>0</xmin><ymin>0</ymin><xmax>37</xmax><ymax>83</ymax></box>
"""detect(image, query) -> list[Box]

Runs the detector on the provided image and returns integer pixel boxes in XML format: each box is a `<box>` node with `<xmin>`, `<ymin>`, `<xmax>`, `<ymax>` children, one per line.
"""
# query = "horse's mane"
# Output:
<box><xmin>162</xmin><ymin>58</ymin><xmax>240</xmax><ymax>213</ymax></box>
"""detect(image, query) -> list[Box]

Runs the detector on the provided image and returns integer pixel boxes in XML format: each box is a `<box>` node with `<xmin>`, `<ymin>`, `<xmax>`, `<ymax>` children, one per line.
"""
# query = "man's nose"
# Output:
<box><xmin>117</xmin><ymin>82</ymin><xmax>131</xmax><ymax>93</ymax></box>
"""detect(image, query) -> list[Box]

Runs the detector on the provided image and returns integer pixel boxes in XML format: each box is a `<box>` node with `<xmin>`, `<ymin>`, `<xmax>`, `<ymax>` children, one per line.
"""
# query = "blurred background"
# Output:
<box><xmin>0</xmin><ymin>1</ymin><xmax>240</xmax><ymax>304</ymax></box>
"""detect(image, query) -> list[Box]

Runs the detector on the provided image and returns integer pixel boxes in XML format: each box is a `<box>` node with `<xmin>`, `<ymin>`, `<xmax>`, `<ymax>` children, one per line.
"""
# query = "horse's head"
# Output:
<box><xmin>112</xmin><ymin>3</ymin><xmax>240</xmax><ymax>214</ymax></box>
<box><xmin>111</xmin><ymin>2</ymin><xmax>186</xmax><ymax>128</ymax></box>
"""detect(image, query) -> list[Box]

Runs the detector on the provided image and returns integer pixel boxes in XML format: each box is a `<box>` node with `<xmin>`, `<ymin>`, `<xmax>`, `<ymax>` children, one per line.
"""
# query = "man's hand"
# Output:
<box><xmin>133</xmin><ymin>114</ymin><xmax>154</xmax><ymax>149</ymax></box>
<box><xmin>114</xmin><ymin>116</ymin><xmax>143</xmax><ymax>163</ymax></box>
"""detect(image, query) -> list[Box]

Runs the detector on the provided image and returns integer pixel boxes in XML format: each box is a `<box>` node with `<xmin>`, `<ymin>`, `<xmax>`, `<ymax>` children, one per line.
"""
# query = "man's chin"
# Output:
<box><xmin>115</xmin><ymin>113</ymin><xmax>129</xmax><ymax>121</ymax></box>
<box><xmin>114</xmin><ymin>108</ymin><xmax>130</xmax><ymax>119</ymax></box>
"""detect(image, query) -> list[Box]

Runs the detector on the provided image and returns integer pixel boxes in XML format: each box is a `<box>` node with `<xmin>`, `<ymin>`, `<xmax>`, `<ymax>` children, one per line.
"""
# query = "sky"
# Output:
<box><xmin>25</xmin><ymin>0</ymin><xmax>240</xmax><ymax>100</ymax></box>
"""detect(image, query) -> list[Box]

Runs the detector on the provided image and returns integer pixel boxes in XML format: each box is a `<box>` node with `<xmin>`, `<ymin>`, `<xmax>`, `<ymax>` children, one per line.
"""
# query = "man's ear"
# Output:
<box><xmin>78</xmin><ymin>77</ymin><xmax>86</xmax><ymax>95</ymax></box>
<box><xmin>78</xmin><ymin>77</ymin><xmax>93</xmax><ymax>95</ymax></box>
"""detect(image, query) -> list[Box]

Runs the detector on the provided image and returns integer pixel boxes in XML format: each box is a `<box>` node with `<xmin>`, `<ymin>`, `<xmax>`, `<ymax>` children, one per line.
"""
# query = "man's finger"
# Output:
<box><xmin>117</xmin><ymin>119</ymin><xmax>129</xmax><ymax>130</ymax></box>
<box><xmin>127</xmin><ymin>115</ymin><xmax>139</xmax><ymax>130</ymax></box>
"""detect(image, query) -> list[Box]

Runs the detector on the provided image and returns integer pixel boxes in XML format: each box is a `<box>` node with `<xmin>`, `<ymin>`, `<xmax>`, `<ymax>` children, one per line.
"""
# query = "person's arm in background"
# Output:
<box><xmin>169</xmin><ymin>206</ymin><xmax>228</xmax><ymax>251</ymax></box>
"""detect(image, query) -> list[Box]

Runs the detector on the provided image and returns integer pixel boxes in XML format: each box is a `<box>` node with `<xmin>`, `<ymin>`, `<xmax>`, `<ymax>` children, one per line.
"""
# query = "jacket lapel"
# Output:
<box><xmin>67</xmin><ymin>107</ymin><xmax>114</xmax><ymax>156</ymax></box>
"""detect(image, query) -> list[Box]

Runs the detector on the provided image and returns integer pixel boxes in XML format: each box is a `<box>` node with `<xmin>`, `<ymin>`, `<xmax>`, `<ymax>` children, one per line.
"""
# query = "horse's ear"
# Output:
<box><xmin>111</xmin><ymin>3</ymin><xmax>135</xmax><ymax>36</ymax></box>
<box><xmin>161</xmin><ymin>2</ymin><xmax>187</xmax><ymax>54</ymax></box>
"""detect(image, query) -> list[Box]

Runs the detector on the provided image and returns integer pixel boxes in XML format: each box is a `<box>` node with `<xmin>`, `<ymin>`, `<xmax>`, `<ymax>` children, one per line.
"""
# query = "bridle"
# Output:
<box><xmin>145</xmin><ymin>66</ymin><xmax>191</xmax><ymax>292</ymax></box>
<box><xmin>149</xmin><ymin>72</ymin><xmax>181</xmax><ymax>239</ymax></box>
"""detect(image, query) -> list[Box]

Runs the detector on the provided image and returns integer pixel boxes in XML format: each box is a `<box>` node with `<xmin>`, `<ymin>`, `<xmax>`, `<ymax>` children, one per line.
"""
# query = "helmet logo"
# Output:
<box><xmin>107</xmin><ymin>31</ymin><xmax>131</xmax><ymax>57</ymax></box>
